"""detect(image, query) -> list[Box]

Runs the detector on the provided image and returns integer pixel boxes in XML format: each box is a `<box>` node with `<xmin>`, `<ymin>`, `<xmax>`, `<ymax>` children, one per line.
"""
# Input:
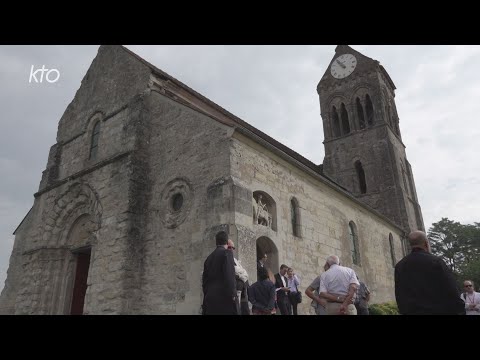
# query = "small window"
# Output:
<box><xmin>389</xmin><ymin>233</ymin><xmax>396</xmax><ymax>267</ymax></box>
<box><xmin>355</xmin><ymin>161</ymin><xmax>367</xmax><ymax>194</ymax></box>
<box><xmin>341</xmin><ymin>103</ymin><xmax>350</xmax><ymax>135</ymax></box>
<box><xmin>89</xmin><ymin>121</ymin><xmax>101</xmax><ymax>160</ymax></box>
<box><xmin>356</xmin><ymin>97</ymin><xmax>366</xmax><ymax>130</ymax></box>
<box><xmin>332</xmin><ymin>106</ymin><xmax>341</xmax><ymax>138</ymax></box>
<box><xmin>400</xmin><ymin>160</ymin><xmax>409</xmax><ymax>195</ymax></box>
<box><xmin>172</xmin><ymin>193</ymin><xmax>184</xmax><ymax>211</ymax></box>
<box><xmin>401</xmin><ymin>236</ymin><xmax>408</xmax><ymax>257</ymax></box>
<box><xmin>291</xmin><ymin>198</ymin><xmax>301</xmax><ymax>237</ymax></box>
<box><xmin>349</xmin><ymin>221</ymin><xmax>360</xmax><ymax>265</ymax></box>
<box><xmin>406</xmin><ymin>160</ymin><xmax>416</xmax><ymax>198</ymax></box>
<box><xmin>366</xmin><ymin>94</ymin><xmax>374</xmax><ymax>126</ymax></box>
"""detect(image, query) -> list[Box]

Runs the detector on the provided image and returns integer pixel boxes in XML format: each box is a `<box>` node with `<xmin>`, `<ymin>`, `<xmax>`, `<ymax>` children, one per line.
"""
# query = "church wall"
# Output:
<box><xmin>4</xmin><ymin>94</ymin><xmax>151</xmax><ymax>314</ymax></box>
<box><xmin>386</xmin><ymin>128</ymin><xmax>424</xmax><ymax>231</ymax></box>
<box><xmin>230</xmin><ymin>133</ymin><xmax>404</xmax><ymax>314</ymax></box>
<box><xmin>0</xmin><ymin>46</ymin><xmax>162</xmax><ymax>314</ymax></box>
<box><xmin>57</xmin><ymin>108</ymin><xmax>135</xmax><ymax>180</ymax></box>
<box><xmin>0</xmin><ymin>204</ymin><xmax>35</xmax><ymax>314</ymax></box>
<box><xmin>55</xmin><ymin>46</ymin><xmax>151</xmax><ymax>143</ymax></box>
<box><xmin>406</xmin><ymin>199</ymin><xmax>419</xmax><ymax>232</ymax></box>
<box><xmin>324</xmin><ymin>125</ymin><xmax>405</xmax><ymax>226</ymax></box>
<box><xmin>139</xmin><ymin>91</ymin><xmax>234</xmax><ymax>314</ymax></box>
<box><xmin>8</xmin><ymin>158</ymin><xmax>133</xmax><ymax>314</ymax></box>
<box><xmin>1</xmin><ymin>101</ymin><xmax>137</xmax><ymax>313</ymax></box>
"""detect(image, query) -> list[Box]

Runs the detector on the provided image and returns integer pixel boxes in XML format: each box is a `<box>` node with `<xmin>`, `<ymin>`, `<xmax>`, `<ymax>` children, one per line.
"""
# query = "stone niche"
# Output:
<box><xmin>252</xmin><ymin>191</ymin><xmax>276</xmax><ymax>231</ymax></box>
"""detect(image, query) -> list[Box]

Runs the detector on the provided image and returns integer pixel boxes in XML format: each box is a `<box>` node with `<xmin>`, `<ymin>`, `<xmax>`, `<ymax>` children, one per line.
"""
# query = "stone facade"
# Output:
<box><xmin>0</xmin><ymin>45</ymin><xmax>421</xmax><ymax>314</ymax></box>
<box><xmin>318</xmin><ymin>45</ymin><xmax>424</xmax><ymax>234</ymax></box>
<box><xmin>230</xmin><ymin>133</ymin><xmax>405</xmax><ymax>315</ymax></box>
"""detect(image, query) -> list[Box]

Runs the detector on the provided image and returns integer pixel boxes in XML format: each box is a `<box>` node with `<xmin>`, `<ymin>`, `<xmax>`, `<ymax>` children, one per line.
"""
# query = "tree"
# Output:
<box><xmin>428</xmin><ymin>218</ymin><xmax>468</xmax><ymax>273</ymax></box>
<box><xmin>460</xmin><ymin>223</ymin><xmax>480</xmax><ymax>262</ymax></box>
<box><xmin>460</xmin><ymin>258</ymin><xmax>480</xmax><ymax>292</ymax></box>
<box><xmin>428</xmin><ymin>218</ymin><xmax>480</xmax><ymax>285</ymax></box>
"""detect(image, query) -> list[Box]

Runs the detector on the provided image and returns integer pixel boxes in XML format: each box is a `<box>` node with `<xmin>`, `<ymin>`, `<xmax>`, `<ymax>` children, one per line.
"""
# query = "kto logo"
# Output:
<box><xmin>29</xmin><ymin>65</ymin><xmax>60</xmax><ymax>83</ymax></box>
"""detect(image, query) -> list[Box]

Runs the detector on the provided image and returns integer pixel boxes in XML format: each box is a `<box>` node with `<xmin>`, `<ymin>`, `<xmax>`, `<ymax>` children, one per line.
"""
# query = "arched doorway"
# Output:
<box><xmin>70</xmin><ymin>247</ymin><xmax>91</xmax><ymax>315</ymax></box>
<box><xmin>65</xmin><ymin>214</ymin><xmax>97</xmax><ymax>315</ymax></box>
<box><xmin>256</xmin><ymin>236</ymin><xmax>279</xmax><ymax>280</ymax></box>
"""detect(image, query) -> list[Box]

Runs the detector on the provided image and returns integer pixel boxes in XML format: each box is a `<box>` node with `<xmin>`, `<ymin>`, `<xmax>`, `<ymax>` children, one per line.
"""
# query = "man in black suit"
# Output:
<box><xmin>202</xmin><ymin>231</ymin><xmax>237</xmax><ymax>315</ymax></box>
<box><xmin>274</xmin><ymin>264</ymin><xmax>292</xmax><ymax>315</ymax></box>
<box><xmin>395</xmin><ymin>230</ymin><xmax>465</xmax><ymax>315</ymax></box>
<box><xmin>257</xmin><ymin>253</ymin><xmax>267</xmax><ymax>280</ymax></box>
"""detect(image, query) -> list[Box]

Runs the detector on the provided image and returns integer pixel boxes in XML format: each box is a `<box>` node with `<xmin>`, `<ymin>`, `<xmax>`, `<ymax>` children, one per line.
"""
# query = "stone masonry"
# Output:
<box><xmin>0</xmin><ymin>45</ymin><xmax>421</xmax><ymax>314</ymax></box>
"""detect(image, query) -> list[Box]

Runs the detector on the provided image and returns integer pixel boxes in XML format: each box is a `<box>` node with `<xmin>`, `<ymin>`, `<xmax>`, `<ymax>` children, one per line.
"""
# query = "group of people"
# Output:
<box><xmin>201</xmin><ymin>230</ymin><xmax>369</xmax><ymax>315</ymax></box>
<box><xmin>254</xmin><ymin>254</ymin><xmax>304</xmax><ymax>315</ymax></box>
<box><xmin>202</xmin><ymin>229</ymin><xmax>479</xmax><ymax>315</ymax></box>
<box><xmin>201</xmin><ymin>231</ymin><xmax>251</xmax><ymax>315</ymax></box>
<box><xmin>201</xmin><ymin>230</ymin><xmax>305</xmax><ymax>315</ymax></box>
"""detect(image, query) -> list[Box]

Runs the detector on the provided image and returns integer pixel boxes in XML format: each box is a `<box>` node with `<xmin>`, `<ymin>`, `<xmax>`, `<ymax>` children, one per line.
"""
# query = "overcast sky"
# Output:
<box><xmin>1</xmin><ymin>45</ymin><xmax>479</xmax><ymax>292</ymax></box>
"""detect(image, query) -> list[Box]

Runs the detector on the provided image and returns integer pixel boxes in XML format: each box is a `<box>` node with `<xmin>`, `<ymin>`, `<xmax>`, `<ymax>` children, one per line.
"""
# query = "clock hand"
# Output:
<box><xmin>336</xmin><ymin>59</ymin><xmax>346</xmax><ymax>69</ymax></box>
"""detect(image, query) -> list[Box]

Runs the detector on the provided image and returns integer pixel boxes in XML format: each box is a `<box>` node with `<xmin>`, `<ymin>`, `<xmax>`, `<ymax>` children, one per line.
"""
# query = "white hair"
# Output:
<box><xmin>234</xmin><ymin>258</ymin><xmax>249</xmax><ymax>283</ymax></box>
<box><xmin>326</xmin><ymin>255</ymin><xmax>340</xmax><ymax>266</ymax></box>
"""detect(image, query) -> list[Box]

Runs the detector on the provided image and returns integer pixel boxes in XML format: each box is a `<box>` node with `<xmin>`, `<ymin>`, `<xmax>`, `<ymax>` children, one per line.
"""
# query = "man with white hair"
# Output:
<box><xmin>461</xmin><ymin>280</ymin><xmax>480</xmax><ymax>315</ymax></box>
<box><xmin>228</xmin><ymin>239</ymin><xmax>250</xmax><ymax>315</ymax></box>
<box><xmin>319</xmin><ymin>255</ymin><xmax>359</xmax><ymax>315</ymax></box>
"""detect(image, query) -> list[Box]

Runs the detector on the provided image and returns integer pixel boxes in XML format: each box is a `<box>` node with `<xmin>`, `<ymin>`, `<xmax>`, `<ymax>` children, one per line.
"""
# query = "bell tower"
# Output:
<box><xmin>317</xmin><ymin>45</ymin><xmax>424</xmax><ymax>233</ymax></box>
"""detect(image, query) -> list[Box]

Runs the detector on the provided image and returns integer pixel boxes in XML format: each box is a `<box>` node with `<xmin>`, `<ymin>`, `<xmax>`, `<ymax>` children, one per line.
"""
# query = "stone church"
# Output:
<box><xmin>0</xmin><ymin>45</ymin><xmax>424</xmax><ymax>314</ymax></box>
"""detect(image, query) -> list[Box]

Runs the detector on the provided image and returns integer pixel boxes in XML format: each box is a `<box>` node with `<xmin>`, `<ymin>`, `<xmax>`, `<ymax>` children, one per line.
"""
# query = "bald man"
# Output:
<box><xmin>394</xmin><ymin>230</ymin><xmax>465</xmax><ymax>315</ymax></box>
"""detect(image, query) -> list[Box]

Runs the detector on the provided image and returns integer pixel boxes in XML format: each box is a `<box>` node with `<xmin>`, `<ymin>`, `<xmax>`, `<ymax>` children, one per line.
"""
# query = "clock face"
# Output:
<box><xmin>330</xmin><ymin>54</ymin><xmax>357</xmax><ymax>79</ymax></box>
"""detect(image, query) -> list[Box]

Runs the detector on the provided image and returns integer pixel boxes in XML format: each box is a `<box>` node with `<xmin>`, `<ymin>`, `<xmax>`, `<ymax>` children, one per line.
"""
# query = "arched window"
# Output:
<box><xmin>400</xmin><ymin>160</ymin><xmax>409</xmax><ymax>195</ymax></box>
<box><xmin>332</xmin><ymin>106</ymin><xmax>341</xmax><ymax>138</ymax></box>
<box><xmin>390</xmin><ymin>100</ymin><xmax>401</xmax><ymax>136</ymax></box>
<box><xmin>349</xmin><ymin>221</ymin><xmax>360</xmax><ymax>265</ymax></box>
<box><xmin>401</xmin><ymin>235</ymin><xmax>409</xmax><ymax>257</ymax></box>
<box><xmin>356</xmin><ymin>97</ymin><xmax>366</xmax><ymax>130</ymax></box>
<box><xmin>291</xmin><ymin>198</ymin><xmax>301</xmax><ymax>237</ymax></box>
<box><xmin>389</xmin><ymin>233</ymin><xmax>396</xmax><ymax>267</ymax></box>
<box><xmin>341</xmin><ymin>103</ymin><xmax>350</xmax><ymax>135</ymax></box>
<box><xmin>405</xmin><ymin>160</ymin><xmax>416</xmax><ymax>198</ymax></box>
<box><xmin>388</xmin><ymin>100</ymin><xmax>396</xmax><ymax>129</ymax></box>
<box><xmin>89</xmin><ymin>121</ymin><xmax>101</xmax><ymax>160</ymax></box>
<box><xmin>366</xmin><ymin>94</ymin><xmax>374</xmax><ymax>126</ymax></box>
<box><xmin>355</xmin><ymin>161</ymin><xmax>367</xmax><ymax>194</ymax></box>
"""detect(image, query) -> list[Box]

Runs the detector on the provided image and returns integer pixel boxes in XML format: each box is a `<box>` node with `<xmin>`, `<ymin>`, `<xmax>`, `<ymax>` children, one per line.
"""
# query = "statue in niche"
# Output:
<box><xmin>253</xmin><ymin>194</ymin><xmax>272</xmax><ymax>228</ymax></box>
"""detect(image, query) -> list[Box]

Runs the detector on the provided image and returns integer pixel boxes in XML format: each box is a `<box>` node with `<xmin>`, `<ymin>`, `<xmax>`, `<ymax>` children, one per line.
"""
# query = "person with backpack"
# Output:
<box><xmin>355</xmin><ymin>276</ymin><xmax>371</xmax><ymax>315</ymax></box>
<box><xmin>248</xmin><ymin>266</ymin><xmax>276</xmax><ymax>315</ymax></box>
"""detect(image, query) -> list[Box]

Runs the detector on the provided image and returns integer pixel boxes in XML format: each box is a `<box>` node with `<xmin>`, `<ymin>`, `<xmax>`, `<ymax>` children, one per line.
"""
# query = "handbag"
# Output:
<box><xmin>290</xmin><ymin>282</ymin><xmax>302</xmax><ymax>304</ymax></box>
<box><xmin>295</xmin><ymin>291</ymin><xmax>302</xmax><ymax>304</ymax></box>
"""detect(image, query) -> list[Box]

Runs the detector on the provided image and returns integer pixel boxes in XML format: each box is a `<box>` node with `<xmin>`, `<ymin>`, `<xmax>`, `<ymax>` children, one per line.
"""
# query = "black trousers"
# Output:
<box><xmin>355</xmin><ymin>304</ymin><xmax>369</xmax><ymax>315</ymax></box>
<box><xmin>289</xmin><ymin>294</ymin><xmax>299</xmax><ymax>315</ymax></box>
<box><xmin>277</xmin><ymin>297</ymin><xmax>292</xmax><ymax>315</ymax></box>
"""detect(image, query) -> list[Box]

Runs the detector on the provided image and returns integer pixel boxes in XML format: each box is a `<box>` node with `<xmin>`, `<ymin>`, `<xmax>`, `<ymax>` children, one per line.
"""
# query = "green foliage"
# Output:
<box><xmin>428</xmin><ymin>218</ymin><xmax>480</xmax><ymax>285</ymax></box>
<box><xmin>368</xmin><ymin>302</ymin><xmax>399</xmax><ymax>315</ymax></box>
<box><xmin>428</xmin><ymin>218</ymin><xmax>468</xmax><ymax>273</ymax></box>
<box><xmin>459</xmin><ymin>258</ymin><xmax>480</xmax><ymax>290</ymax></box>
